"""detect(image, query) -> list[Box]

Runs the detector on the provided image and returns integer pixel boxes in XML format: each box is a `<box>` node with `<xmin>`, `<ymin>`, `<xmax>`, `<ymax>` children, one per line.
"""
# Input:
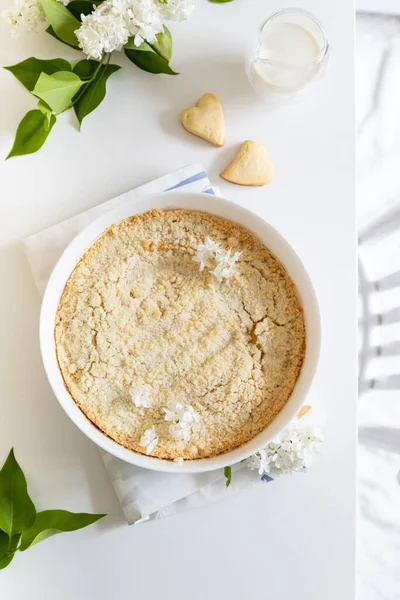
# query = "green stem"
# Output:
<box><xmin>61</xmin><ymin>53</ymin><xmax>110</xmax><ymax>114</ymax></box>
<box><xmin>89</xmin><ymin>53</ymin><xmax>109</xmax><ymax>84</ymax></box>
<box><xmin>7</xmin><ymin>537</ymin><xmax>20</xmax><ymax>555</ymax></box>
<box><xmin>72</xmin><ymin>54</ymin><xmax>106</xmax><ymax>105</ymax></box>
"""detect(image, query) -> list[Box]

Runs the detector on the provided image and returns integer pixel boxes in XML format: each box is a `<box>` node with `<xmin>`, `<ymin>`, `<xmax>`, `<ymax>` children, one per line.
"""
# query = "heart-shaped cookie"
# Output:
<box><xmin>220</xmin><ymin>140</ymin><xmax>274</xmax><ymax>186</ymax></box>
<box><xmin>180</xmin><ymin>93</ymin><xmax>224</xmax><ymax>147</ymax></box>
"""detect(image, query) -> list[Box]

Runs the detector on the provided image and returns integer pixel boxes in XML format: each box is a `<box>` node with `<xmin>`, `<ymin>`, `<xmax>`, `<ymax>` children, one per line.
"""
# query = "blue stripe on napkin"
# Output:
<box><xmin>165</xmin><ymin>170</ymin><xmax>208</xmax><ymax>191</ymax></box>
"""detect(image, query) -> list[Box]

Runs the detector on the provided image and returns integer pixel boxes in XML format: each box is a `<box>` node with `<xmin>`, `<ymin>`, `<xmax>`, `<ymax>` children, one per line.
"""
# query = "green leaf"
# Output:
<box><xmin>20</xmin><ymin>510</ymin><xmax>105</xmax><ymax>551</ymax></box>
<box><xmin>0</xmin><ymin>449</ymin><xmax>36</xmax><ymax>536</ymax></box>
<box><xmin>4</xmin><ymin>57</ymin><xmax>71</xmax><ymax>92</ymax></box>
<box><xmin>46</xmin><ymin>25</ymin><xmax>80</xmax><ymax>49</ymax></box>
<box><xmin>40</xmin><ymin>0</ymin><xmax>80</xmax><ymax>47</ymax></box>
<box><xmin>151</xmin><ymin>25</ymin><xmax>172</xmax><ymax>62</ymax></box>
<box><xmin>0</xmin><ymin>529</ymin><xmax>9</xmax><ymax>560</ymax></box>
<box><xmin>224</xmin><ymin>466</ymin><xmax>232</xmax><ymax>488</ymax></box>
<box><xmin>37</xmin><ymin>100</ymin><xmax>53</xmax><ymax>129</ymax></box>
<box><xmin>124</xmin><ymin>38</ymin><xmax>178</xmax><ymax>75</ymax></box>
<box><xmin>0</xmin><ymin>532</ymin><xmax>20</xmax><ymax>570</ymax></box>
<box><xmin>209</xmin><ymin>0</ymin><xmax>234</xmax><ymax>3</ymax></box>
<box><xmin>73</xmin><ymin>61</ymin><xmax>120</xmax><ymax>125</ymax></box>
<box><xmin>7</xmin><ymin>110</ymin><xmax>56</xmax><ymax>159</ymax></box>
<box><xmin>67</xmin><ymin>0</ymin><xmax>95</xmax><ymax>20</ymax></box>
<box><xmin>72</xmin><ymin>58</ymin><xmax>97</xmax><ymax>79</ymax></box>
<box><xmin>33</xmin><ymin>71</ymin><xmax>83</xmax><ymax>114</ymax></box>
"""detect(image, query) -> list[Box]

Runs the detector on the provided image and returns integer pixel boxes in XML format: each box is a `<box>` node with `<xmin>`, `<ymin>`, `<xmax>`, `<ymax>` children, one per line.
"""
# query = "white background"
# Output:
<box><xmin>0</xmin><ymin>1</ymin><xmax>356</xmax><ymax>599</ymax></box>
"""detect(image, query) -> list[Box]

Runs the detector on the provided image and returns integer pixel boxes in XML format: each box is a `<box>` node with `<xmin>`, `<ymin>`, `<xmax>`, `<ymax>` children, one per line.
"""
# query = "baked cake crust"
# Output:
<box><xmin>55</xmin><ymin>209</ymin><xmax>305</xmax><ymax>460</ymax></box>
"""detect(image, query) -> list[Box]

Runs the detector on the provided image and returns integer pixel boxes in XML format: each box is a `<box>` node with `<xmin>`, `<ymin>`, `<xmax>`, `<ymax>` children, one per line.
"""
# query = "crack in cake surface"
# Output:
<box><xmin>55</xmin><ymin>209</ymin><xmax>306</xmax><ymax>460</ymax></box>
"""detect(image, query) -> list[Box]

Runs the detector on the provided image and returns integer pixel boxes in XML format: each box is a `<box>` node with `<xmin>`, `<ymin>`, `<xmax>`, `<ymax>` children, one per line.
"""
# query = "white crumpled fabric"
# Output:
<box><xmin>357</xmin><ymin>13</ymin><xmax>400</xmax><ymax>600</ymax></box>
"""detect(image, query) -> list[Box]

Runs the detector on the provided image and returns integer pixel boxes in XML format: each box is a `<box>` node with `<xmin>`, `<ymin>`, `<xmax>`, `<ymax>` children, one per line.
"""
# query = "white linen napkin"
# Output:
<box><xmin>24</xmin><ymin>164</ymin><xmax>278</xmax><ymax>524</ymax></box>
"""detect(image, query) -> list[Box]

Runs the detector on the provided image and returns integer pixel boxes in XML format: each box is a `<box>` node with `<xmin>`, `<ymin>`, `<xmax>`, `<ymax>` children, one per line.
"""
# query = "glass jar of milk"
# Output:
<box><xmin>246</xmin><ymin>8</ymin><xmax>330</xmax><ymax>105</ymax></box>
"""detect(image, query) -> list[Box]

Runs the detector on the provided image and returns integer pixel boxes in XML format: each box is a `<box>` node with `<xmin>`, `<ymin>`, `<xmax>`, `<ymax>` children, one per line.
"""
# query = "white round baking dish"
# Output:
<box><xmin>40</xmin><ymin>191</ymin><xmax>321</xmax><ymax>473</ymax></box>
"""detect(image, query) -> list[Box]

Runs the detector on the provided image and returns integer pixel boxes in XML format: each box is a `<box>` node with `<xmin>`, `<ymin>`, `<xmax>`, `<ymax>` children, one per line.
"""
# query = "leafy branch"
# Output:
<box><xmin>5</xmin><ymin>53</ymin><xmax>121</xmax><ymax>158</ymax></box>
<box><xmin>0</xmin><ymin>449</ymin><xmax>105</xmax><ymax>570</ymax></box>
<box><xmin>4</xmin><ymin>0</ymin><xmax>178</xmax><ymax>158</ymax></box>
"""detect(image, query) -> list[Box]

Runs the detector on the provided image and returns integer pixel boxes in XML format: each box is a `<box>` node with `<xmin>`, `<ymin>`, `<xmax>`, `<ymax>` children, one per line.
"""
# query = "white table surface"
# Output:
<box><xmin>0</xmin><ymin>1</ymin><xmax>356</xmax><ymax>598</ymax></box>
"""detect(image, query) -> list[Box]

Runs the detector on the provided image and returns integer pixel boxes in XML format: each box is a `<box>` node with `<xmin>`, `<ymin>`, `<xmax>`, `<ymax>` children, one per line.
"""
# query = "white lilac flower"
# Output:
<box><xmin>76</xmin><ymin>0</ymin><xmax>130</xmax><ymax>60</ymax></box>
<box><xmin>192</xmin><ymin>236</ymin><xmax>221</xmax><ymax>272</ymax></box>
<box><xmin>129</xmin><ymin>385</ymin><xmax>152</xmax><ymax>408</ymax></box>
<box><xmin>3</xmin><ymin>0</ymin><xmax>46</xmax><ymax>37</ymax></box>
<box><xmin>246</xmin><ymin>448</ymin><xmax>270</xmax><ymax>475</ymax></box>
<box><xmin>157</xmin><ymin>0</ymin><xmax>195</xmax><ymax>22</ymax></box>
<box><xmin>163</xmin><ymin>400</ymin><xmax>199</xmax><ymax>444</ymax></box>
<box><xmin>193</xmin><ymin>237</ymin><xmax>241</xmax><ymax>281</ymax></box>
<box><xmin>4</xmin><ymin>0</ymin><xmax>193</xmax><ymax>46</ymax></box>
<box><xmin>246</xmin><ymin>421</ymin><xmax>324</xmax><ymax>477</ymax></box>
<box><xmin>163</xmin><ymin>400</ymin><xmax>199</xmax><ymax>424</ymax></box>
<box><xmin>3</xmin><ymin>0</ymin><xmax>71</xmax><ymax>37</ymax></box>
<box><xmin>76</xmin><ymin>0</ymin><xmax>164</xmax><ymax>60</ymax></box>
<box><xmin>179</xmin><ymin>404</ymin><xmax>200</xmax><ymax>425</ymax></box>
<box><xmin>125</xmin><ymin>0</ymin><xmax>163</xmax><ymax>46</ymax></box>
<box><xmin>211</xmin><ymin>249</ymin><xmax>241</xmax><ymax>283</ymax></box>
<box><xmin>169</xmin><ymin>422</ymin><xmax>191</xmax><ymax>442</ymax></box>
<box><xmin>163</xmin><ymin>400</ymin><xmax>184</xmax><ymax>422</ymax></box>
<box><xmin>139</xmin><ymin>426</ymin><xmax>158</xmax><ymax>454</ymax></box>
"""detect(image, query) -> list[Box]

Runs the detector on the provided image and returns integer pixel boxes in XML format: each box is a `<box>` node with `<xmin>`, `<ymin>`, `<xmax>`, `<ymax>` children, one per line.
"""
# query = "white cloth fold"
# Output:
<box><xmin>23</xmin><ymin>163</ymin><xmax>278</xmax><ymax>525</ymax></box>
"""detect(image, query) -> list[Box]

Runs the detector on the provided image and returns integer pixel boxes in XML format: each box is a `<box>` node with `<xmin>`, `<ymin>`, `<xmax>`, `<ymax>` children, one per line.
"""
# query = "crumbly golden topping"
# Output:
<box><xmin>55</xmin><ymin>209</ymin><xmax>305</xmax><ymax>460</ymax></box>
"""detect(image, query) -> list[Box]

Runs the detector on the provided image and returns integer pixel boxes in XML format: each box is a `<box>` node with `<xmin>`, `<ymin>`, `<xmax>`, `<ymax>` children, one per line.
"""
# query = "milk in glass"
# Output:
<box><xmin>246</xmin><ymin>9</ymin><xmax>329</xmax><ymax>103</ymax></box>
